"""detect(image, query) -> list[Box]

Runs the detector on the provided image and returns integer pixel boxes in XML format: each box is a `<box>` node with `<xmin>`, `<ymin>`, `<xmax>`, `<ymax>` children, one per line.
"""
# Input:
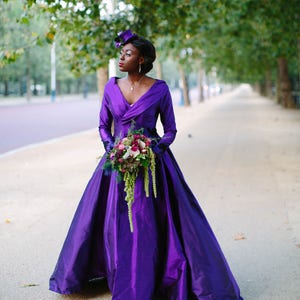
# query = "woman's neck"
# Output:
<box><xmin>127</xmin><ymin>73</ymin><xmax>145</xmax><ymax>92</ymax></box>
<box><xmin>127</xmin><ymin>73</ymin><xmax>145</xmax><ymax>82</ymax></box>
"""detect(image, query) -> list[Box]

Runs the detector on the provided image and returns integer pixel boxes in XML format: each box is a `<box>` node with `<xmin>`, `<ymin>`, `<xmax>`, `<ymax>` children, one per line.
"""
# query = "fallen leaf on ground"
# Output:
<box><xmin>22</xmin><ymin>283</ymin><xmax>39</xmax><ymax>288</ymax></box>
<box><xmin>234</xmin><ymin>233</ymin><xmax>246</xmax><ymax>241</ymax></box>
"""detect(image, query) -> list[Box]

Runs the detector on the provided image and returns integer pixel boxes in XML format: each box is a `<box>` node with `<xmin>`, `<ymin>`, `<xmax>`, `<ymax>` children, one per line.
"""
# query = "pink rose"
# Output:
<box><xmin>118</xmin><ymin>143</ymin><xmax>125</xmax><ymax>150</ymax></box>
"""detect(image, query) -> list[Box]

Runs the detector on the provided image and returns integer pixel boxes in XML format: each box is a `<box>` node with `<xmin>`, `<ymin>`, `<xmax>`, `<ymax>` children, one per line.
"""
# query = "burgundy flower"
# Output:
<box><xmin>131</xmin><ymin>145</ymin><xmax>138</xmax><ymax>152</ymax></box>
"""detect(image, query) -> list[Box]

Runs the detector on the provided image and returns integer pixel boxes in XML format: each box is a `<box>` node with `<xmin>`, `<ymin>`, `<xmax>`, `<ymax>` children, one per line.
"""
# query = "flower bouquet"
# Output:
<box><xmin>104</xmin><ymin>127</ymin><xmax>157</xmax><ymax>232</ymax></box>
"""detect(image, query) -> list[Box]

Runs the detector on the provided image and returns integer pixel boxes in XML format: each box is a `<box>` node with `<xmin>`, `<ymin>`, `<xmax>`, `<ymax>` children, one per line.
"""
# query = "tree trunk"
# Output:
<box><xmin>206</xmin><ymin>75</ymin><xmax>211</xmax><ymax>99</ymax></box>
<box><xmin>97</xmin><ymin>67</ymin><xmax>108</xmax><ymax>101</ymax></box>
<box><xmin>178</xmin><ymin>64</ymin><xmax>190</xmax><ymax>107</ymax></box>
<box><xmin>19</xmin><ymin>79</ymin><xmax>24</xmax><ymax>96</ymax></box>
<box><xmin>252</xmin><ymin>82</ymin><xmax>259</xmax><ymax>93</ymax></box>
<box><xmin>276</xmin><ymin>74</ymin><xmax>281</xmax><ymax>104</ymax></box>
<box><xmin>56</xmin><ymin>80</ymin><xmax>61</xmax><ymax>95</ymax></box>
<box><xmin>198</xmin><ymin>67</ymin><xmax>205</xmax><ymax>102</ymax></box>
<box><xmin>265</xmin><ymin>70</ymin><xmax>273</xmax><ymax>99</ymax></box>
<box><xmin>33</xmin><ymin>77</ymin><xmax>38</xmax><ymax>96</ymax></box>
<box><xmin>259</xmin><ymin>81</ymin><xmax>266</xmax><ymax>96</ymax></box>
<box><xmin>156</xmin><ymin>59</ymin><xmax>163</xmax><ymax>80</ymax></box>
<box><xmin>277</xmin><ymin>57</ymin><xmax>295</xmax><ymax>108</ymax></box>
<box><xmin>67</xmin><ymin>80</ymin><xmax>71</xmax><ymax>94</ymax></box>
<box><xmin>25</xmin><ymin>49</ymin><xmax>31</xmax><ymax>102</ymax></box>
<box><xmin>4</xmin><ymin>80</ymin><xmax>9</xmax><ymax>96</ymax></box>
<box><xmin>76</xmin><ymin>78</ymin><xmax>81</xmax><ymax>94</ymax></box>
<box><xmin>46</xmin><ymin>82</ymin><xmax>50</xmax><ymax>95</ymax></box>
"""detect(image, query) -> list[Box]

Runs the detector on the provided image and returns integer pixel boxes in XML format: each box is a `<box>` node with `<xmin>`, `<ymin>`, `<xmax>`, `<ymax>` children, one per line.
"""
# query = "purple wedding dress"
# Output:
<box><xmin>49</xmin><ymin>77</ymin><xmax>243</xmax><ymax>300</ymax></box>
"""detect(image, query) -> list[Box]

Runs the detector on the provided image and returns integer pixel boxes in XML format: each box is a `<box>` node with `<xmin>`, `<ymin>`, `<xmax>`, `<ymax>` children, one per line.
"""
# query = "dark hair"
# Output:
<box><xmin>126</xmin><ymin>37</ymin><xmax>156</xmax><ymax>74</ymax></box>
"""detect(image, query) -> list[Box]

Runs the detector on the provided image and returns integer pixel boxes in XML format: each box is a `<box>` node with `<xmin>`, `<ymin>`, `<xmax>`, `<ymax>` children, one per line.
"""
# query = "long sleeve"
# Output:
<box><xmin>98</xmin><ymin>93</ymin><xmax>114</xmax><ymax>152</ymax></box>
<box><xmin>153</xmin><ymin>87</ymin><xmax>177</xmax><ymax>156</ymax></box>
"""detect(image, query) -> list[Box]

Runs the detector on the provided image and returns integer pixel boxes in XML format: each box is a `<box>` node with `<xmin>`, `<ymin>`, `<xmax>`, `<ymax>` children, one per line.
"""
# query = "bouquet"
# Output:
<box><xmin>104</xmin><ymin>127</ymin><xmax>157</xmax><ymax>232</ymax></box>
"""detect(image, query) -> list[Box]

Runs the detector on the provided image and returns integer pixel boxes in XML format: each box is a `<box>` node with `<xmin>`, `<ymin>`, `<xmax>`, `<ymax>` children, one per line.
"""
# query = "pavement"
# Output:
<box><xmin>0</xmin><ymin>84</ymin><xmax>300</xmax><ymax>300</ymax></box>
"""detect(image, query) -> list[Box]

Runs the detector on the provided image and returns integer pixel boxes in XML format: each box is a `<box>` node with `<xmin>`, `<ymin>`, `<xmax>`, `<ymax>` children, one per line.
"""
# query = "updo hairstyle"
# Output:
<box><xmin>127</xmin><ymin>37</ymin><xmax>156</xmax><ymax>74</ymax></box>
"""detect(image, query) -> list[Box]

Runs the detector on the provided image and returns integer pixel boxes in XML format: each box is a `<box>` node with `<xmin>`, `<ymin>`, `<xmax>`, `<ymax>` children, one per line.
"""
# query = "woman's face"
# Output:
<box><xmin>118</xmin><ymin>43</ymin><xmax>143</xmax><ymax>73</ymax></box>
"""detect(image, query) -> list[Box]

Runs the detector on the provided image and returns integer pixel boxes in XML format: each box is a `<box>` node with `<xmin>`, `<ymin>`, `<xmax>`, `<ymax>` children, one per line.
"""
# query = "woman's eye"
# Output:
<box><xmin>119</xmin><ymin>51</ymin><xmax>131</xmax><ymax>57</ymax></box>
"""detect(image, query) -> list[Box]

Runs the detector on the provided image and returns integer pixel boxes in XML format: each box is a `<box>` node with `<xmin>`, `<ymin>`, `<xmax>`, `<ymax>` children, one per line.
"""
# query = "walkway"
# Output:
<box><xmin>0</xmin><ymin>85</ymin><xmax>299</xmax><ymax>299</ymax></box>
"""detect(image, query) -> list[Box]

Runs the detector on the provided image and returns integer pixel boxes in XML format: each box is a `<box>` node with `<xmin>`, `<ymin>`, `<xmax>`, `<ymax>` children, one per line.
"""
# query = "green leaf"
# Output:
<box><xmin>20</xmin><ymin>16</ymin><xmax>30</xmax><ymax>25</ymax></box>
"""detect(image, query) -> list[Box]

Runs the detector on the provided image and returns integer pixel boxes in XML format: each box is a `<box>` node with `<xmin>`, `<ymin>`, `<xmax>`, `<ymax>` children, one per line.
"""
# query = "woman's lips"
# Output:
<box><xmin>118</xmin><ymin>62</ymin><xmax>124</xmax><ymax>67</ymax></box>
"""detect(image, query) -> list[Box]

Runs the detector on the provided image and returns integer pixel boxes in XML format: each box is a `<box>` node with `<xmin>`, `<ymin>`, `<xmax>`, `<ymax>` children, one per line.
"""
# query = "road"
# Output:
<box><xmin>0</xmin><ymin>90</ymin><xmax>184</xmax><ymax>155</ymax></box>
<box><xmin>0</xmin><ymin>85</ymin><xmax>300</xmax><ymax>299</ymax></box>
<box><xmin>0</xmin><ymin>95</ymin><xmax>100</xmax><ymax>155</ymax></box>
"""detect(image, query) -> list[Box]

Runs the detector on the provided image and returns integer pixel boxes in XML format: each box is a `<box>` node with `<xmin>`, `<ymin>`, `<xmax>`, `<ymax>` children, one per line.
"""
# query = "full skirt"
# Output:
<box><xmin>49</xmin><ymin>150</ymin><xmax>243</xmax><ymax>300</ymax></box>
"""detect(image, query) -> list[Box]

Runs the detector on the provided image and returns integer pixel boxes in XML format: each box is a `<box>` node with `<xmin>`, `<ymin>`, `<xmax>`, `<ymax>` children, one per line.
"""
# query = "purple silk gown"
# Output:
<box><xmin>49</xmin><ymin>77</ymin><xmax>243</xmax><ymax>300</ymax></box>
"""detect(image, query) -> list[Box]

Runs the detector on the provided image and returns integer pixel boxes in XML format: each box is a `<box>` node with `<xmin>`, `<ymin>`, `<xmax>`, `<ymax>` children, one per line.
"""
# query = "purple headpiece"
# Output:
<box><xmin>114</xmin><ymin>30</ymin><xmax>138</xmax><ymax>48</ymax></box>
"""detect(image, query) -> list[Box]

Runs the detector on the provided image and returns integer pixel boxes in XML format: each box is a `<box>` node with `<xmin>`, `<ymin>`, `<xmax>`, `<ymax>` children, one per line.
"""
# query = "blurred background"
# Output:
<box><xmin>0</xmin><ymin>0</ymin><xmax>299</xmax><ymax>108</ymax></box>
<box><xmin>1</xmin><ymin>2</ymin><xmax>300</xmax><ymax>299</ymax></box>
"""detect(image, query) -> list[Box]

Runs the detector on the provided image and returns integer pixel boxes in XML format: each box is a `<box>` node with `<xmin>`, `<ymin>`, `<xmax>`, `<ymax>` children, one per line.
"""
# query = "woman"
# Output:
<box><xmin>49</xmin><ymin>30</ymin><xmax>243</xmax><ymax>300</ymax></box>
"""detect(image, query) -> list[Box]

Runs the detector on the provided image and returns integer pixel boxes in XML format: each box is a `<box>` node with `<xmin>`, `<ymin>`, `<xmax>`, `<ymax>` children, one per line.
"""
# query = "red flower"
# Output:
<box><xmin>131</xmin><ymin>145</ymin><xmax>138</xmax><ymax>152</ymax></box>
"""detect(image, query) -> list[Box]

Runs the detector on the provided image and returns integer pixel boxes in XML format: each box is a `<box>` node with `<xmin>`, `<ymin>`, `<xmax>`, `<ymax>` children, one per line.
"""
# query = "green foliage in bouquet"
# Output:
<box><xmin>104</xmin><ymin>127</ymin><xmax>157</xmax><ymax>232</ymax></box>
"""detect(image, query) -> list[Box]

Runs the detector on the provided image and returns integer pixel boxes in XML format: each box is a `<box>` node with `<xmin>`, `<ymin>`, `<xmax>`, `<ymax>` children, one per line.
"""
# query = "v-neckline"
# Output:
<box><xmin>115</xmin><ymin>77</ymin><xmax>158</xmax><ymax>107</ymax></box>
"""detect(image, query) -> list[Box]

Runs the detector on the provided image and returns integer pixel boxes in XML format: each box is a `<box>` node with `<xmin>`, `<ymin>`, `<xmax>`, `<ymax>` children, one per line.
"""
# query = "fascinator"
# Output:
<box><xmin>114</xmin><ymin>29</ymin><xmax>138</xmax><ymax>48</ymax></box>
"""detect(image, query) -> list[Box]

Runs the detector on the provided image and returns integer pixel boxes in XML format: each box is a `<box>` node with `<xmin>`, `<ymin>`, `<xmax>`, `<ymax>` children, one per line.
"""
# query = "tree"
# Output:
<box><xmin>0</xmin><ymin>1</ymin><xmax>52</xmax><ymax>99</ymax></box>
<box><xmin>196</xmin><ymin>0</ymin><xmax>300</xmax><ymax>107</ymax></box>
<box><xmin>3</xmin><ymin>0</ymin><xmax>299</xmax><ymax>108</ymax></box>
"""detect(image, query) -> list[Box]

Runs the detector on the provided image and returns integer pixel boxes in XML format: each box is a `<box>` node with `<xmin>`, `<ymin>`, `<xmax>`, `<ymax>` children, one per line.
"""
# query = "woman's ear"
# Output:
<box><xmin>139</xmin><ymin>56</ymin><xmax>145</xmax><ymax>64</ymax></box>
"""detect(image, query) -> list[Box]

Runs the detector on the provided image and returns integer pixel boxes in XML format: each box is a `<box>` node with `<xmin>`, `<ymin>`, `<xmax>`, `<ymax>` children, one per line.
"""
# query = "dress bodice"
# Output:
<box><xmin>99</xmin><ymin>77</ymin><xmax>177</xmax><ymax>155</ymax></box>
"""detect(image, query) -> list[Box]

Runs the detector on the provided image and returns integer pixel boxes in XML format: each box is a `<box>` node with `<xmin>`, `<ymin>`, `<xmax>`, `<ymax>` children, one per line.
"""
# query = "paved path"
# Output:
<box><xmin>0</xmin><ymin>85</ymin><xmax>299</xmax><ymax>299</ymax></box>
